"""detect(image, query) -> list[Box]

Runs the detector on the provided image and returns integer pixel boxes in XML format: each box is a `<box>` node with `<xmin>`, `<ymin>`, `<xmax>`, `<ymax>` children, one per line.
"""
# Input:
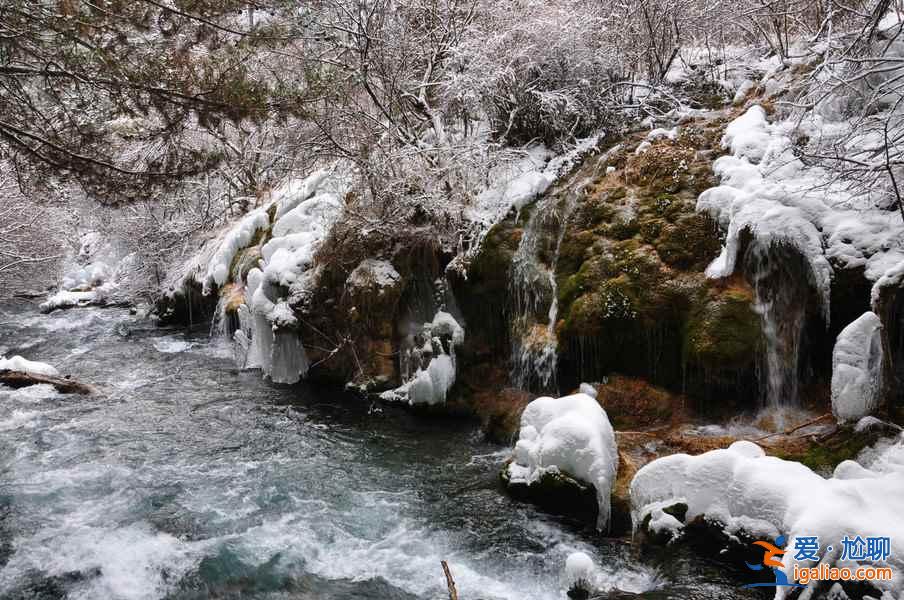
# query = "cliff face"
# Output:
<box><xmin>155</xmin><ymin>104</ymin><xmax>904</xmax><ymax>435</ymax></box>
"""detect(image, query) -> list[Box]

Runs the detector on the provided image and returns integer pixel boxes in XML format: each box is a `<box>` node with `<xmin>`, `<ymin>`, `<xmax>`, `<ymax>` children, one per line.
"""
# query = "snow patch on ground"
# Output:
<box><xmin>506</xmin><ymin>393</ymin><xmax>618</xmax><ymax>530</ymax></box>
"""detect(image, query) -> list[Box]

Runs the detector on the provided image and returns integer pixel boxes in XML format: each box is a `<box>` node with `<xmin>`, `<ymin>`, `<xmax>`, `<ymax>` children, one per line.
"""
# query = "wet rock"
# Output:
<box><xmin>500</xmin><ymin>462</ymin><xmax>599</xmax><ymax>524</ymax></box>
<box><xmin>0</xmin><ymin>370</ymin><xmax>95</xmax><ymax>395</ymax></box>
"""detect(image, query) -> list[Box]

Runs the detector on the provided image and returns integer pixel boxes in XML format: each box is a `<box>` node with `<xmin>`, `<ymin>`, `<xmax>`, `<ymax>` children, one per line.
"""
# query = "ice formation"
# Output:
<box><xmin>380</xmin><ymin>311</ymin><xmax>465</xmax><ymax>406</ymax></box>
<box><xmin>203</xmin><ymin>208</ymin><xmax>270</xmax><ymax>292</ymax></box>
<box><xmin>698</xmin><ymin>90</ymin><xmax>904</xmax><ymax>314</ymax></box>
<box><xmin>0</xmin><ymin>355</ymin><xmax>59</xmax><ymax>377</ymax></box>
<box><xmin>505</xmin><ymin>393</ymin><xmax>618</xmax><ymax>530</ymax></box>
<box><xmin>831</xmin><ymin>312</ymin><xmax>884</xmax><ymax>424</ymax></box>
<box><xmin>197</xmin><ymin>167</ymin><xmax>350</xmax><ymax>384</ymax></box>
<box><xmin>630</xmin><ymin>439</ymin><xmax>904</xmax><ymax>596</ymax></box>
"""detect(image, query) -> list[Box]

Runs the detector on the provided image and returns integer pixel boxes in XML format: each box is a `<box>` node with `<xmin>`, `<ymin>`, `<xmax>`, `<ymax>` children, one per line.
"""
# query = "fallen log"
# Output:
<box><xmin>0</xmin><ymin>370</ymin><xmax>95</xmax><ymax>395</ymax></box>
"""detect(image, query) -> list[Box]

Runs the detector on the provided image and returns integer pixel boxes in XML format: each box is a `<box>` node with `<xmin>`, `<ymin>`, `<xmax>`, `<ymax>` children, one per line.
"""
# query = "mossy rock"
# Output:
<box><xmin>624</xmin><ymin>142</ymin><xmax>697</xmax><ymax>195</ymax></box>
<box><xmin>230</xmin><ymin>244</ymin><xmax>263</xmax><ymax>283</ymax></box>
<box><xmin>655</xmin><ymin>213</ymin><xmax>722</xmax><ymax>271</ymax></box>
<box><xmin>686</xmin><ymin>284</ymin><xmax>761</xmax><ymax>370</ymax></box>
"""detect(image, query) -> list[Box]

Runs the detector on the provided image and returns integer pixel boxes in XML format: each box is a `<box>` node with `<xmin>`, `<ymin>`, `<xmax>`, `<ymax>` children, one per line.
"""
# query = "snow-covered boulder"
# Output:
<box><xmin>0</xmin><ymin>355</ymin><xmax>59</xmax><ymax>377</ymax></box>
<box><xmin>504</xmin><ymin>393</ymin><xmax>618</xmax><ymax>530</ymax></box>
<box><xmin>831</xmin><ymin>312</ymin><xmax>884</xmax><ymax>423</ymax></box>
<box><xmin>630</xmin><ymin>439</ymin><xmax>904</xmax><ymax>596</ymax></box>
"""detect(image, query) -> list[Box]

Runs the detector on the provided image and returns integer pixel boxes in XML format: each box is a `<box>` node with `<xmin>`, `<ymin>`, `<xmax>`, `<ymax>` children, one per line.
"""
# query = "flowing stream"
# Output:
<box><xmin>0</xmin><ymin>302</ymin><xmax>755</xmax><ymax>600</ymax></box>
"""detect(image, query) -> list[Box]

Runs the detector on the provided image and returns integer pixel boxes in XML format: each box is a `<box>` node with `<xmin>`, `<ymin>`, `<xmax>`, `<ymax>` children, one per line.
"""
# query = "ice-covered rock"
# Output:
<box><xmin>630</xmin><ymin>439</ymin><xmax>904</xmax><ymax>596</ymax></box>
<box><xmin>379</xmin><ymin>311</ymin><xmax>465</xmax><ymax>406</ymax></box>
<box><xmin>831</xmin><ymin>312</ymin><xmax>884</xmax><ymax>423</ymax></box>
<box><xmin>0</xmin><ymin>355</ymin><xmax>59</xmax><ymax>377</ymax></box>
<box><xmin>505</xmin><ymin>393</ymin><xmax>618</xmax><ymax>530</ymax></box>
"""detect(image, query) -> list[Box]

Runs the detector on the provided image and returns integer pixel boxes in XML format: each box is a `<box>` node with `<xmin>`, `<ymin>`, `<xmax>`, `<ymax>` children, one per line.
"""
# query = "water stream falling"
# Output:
<box><xmin>745</xmin><ymin>242</ymin><xmax>810</xmax><ymax>408</ymax></box>
<box><xmin>509</xmin><ymin>177</ymin><xmax>591</xmax><ymax>392</ymax></box>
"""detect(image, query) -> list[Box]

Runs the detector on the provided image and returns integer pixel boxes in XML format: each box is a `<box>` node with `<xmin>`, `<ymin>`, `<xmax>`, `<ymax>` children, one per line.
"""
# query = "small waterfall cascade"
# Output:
<box><xmin>509</xmin><ymin>177</ymin><xmax>590</xmax><ymax>392</ymax></box>
<box><xmin>745</xmin><ymin>242</ymin><xmax>812</xmax><ymax>407</ymax></box>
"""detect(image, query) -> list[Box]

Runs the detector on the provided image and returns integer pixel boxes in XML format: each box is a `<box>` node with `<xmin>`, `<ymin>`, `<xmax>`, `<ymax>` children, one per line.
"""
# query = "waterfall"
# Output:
<box><xmin>509</xmin><ymin>177</ymin><xmax>590</xmax><ymax>392</ymax></box>
<box><xmin>745</xmin><ymin>242</ymin><xmax>810</xmax><ymax>407</ymax></box>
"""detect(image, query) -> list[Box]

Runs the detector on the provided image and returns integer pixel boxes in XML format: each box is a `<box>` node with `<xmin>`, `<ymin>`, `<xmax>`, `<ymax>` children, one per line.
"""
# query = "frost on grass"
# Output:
<box><xmin>0</xmin><ymin>355</ymin><xmax>59</xmax><ymax>377</ymax></box>
<box><xmin>505</xmin><ymin>393</ymin><xmax>618</xmax><ymax>530</ymax></box>
<box><xmin>630</xmin><ymin>439</ymin><xmax>904</xmax><ymax>596</ymax></box>
<box><xmin>831</xmin><ymin>312</ymin><xmax>884</xmax><ymax>424</ymax></box>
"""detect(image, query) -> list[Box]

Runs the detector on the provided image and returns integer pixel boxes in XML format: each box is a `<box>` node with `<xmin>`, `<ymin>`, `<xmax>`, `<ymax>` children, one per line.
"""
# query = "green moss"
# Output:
<box><xmin>656</xmin><ymin>213</ymin><xmax>722</xmax><ymax>270</ymax></box>
<box><xmin>557</xmin><ymin>230</ymin><xmax>597</xmax><ymax>276</ymax></box>
<box><xmin>775</xmin><ymin>428</ymin><xmax>876</xmax><ymax>474</ymax></box>
<box><xmin>686</xmin><ymin>286</ymin><xmax>761</xmax><ymax>369</ymax></box>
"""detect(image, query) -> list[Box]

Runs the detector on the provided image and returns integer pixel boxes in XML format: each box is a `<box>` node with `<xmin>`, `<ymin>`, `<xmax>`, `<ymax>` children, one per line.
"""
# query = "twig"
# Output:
<box><xmin>441</xmin><ymin>560</ymin><xmax>459</xmax><ymax>600</ymax></box>
<box><xmin>753</xmin><ymin>413</ymin><xmax>833</xmax><ymax>442</ymax></box>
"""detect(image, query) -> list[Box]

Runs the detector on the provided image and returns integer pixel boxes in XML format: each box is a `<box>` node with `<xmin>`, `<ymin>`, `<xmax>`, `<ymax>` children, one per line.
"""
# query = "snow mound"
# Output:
<box><xmin>832</xmin><ymin>312</ymin><xmax>884</xmax><ymax>423</ymax></box>
<box><xmin>564</xmin><ymin>551</ymin><xmax>594</xmax><ymax>590</ymax></box>
<box><xmin>630</xmin><ymin>439</ymin><xmax>904</xmax><ymax>595</ymax></box>
<box><xmin>0</xmin><ymin>355</ymin><xmax>59</xmax><ymax>377</ymax></box>
<box><xmin>506</xmin><ymin>393</ymin><xmax>618</xmax><ymax>530</ymax></box>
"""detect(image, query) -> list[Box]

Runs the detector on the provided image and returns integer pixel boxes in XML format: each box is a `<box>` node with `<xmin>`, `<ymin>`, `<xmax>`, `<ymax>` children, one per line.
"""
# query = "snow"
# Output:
<box><xmin>204</xmin><ymin>167</ymin><xmax>351</xmax><ymax>385</ymax></box>
<box><xmin>0</xmin><ymin>355</ymin><xmax>59</xmax><ymax>377</ymax></box>
<box><xmin>42</xmin><ymin>232</ymin><xmax>129</xmax><ymax>312</ymax></box>
<box><xmin>41</xmin><ymin>290</ymin><xmax>100</xmax><ymax>312</ymax></box>
<box><xmin>831</xmin><ymin>312</ymin><xmax>884</xmax><ymax>424</ymax></box>
<box><xmin>346</xmin><ymin>259</ymin><xmax>400</xmax><ymax>291</ymax></box>
<box><xmin>579</xmin><ymin>382</ymin><xmax>598</xmax><ymax>398</ymax></box>
<box><xmin>630</xmin><ymin>438</ymin><xmax>904</xmax><ymax>596</ymax></box>
<box><xmin>203</xmin><ymin>208</ymin><xmax>270</xmax><ymax>291</ymax></box>
<box><xmin>505</xmin><ymin>393</ymin><xmax>618</xmax><ymax>530</ymax></box>
<box><xmin>564</xmin><ymin>551</ymin><xmax>594</xmax><ymax>589</ymax></box>
<box><xmin>696</xmin><ymin>103</ymin><xmax>904</xmax><ymax>316</ymax></box>
<box><xmin>382</xmin><ymin>353</ymin><xmax>457</xmax><ymax>406</ymax></box>
<box><xmin>379</xmin><ymin>311</ymin><xmax>465</xmax><ymax>406</ymax></box>
<box><xmin>428</xmin><ymin>311</ymin><xmax>465</xmax><ymax>347</ymax></box>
